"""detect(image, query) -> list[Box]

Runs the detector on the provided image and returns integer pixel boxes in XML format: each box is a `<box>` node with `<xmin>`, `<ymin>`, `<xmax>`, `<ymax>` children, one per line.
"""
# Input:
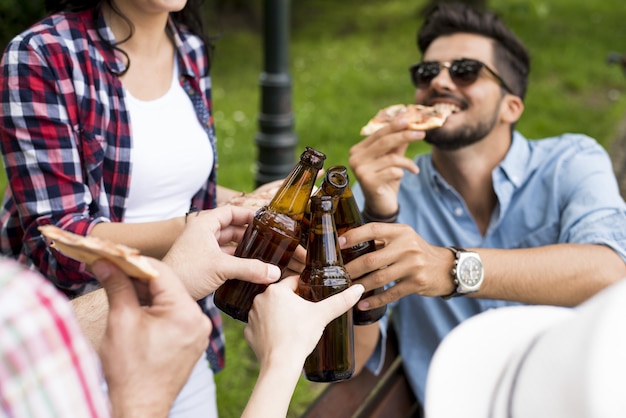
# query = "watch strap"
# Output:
<box><xmin>442</xmin><ymin>246</ymin><xmax>465</xmax><ymax>300</ymax></box>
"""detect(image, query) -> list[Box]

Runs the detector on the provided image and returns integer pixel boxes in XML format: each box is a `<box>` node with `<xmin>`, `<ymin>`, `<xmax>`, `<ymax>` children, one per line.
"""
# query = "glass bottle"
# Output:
<box><xmin>299</xmin><ymin>166</ymin><xmax>349</xmax><ymax>248</ymax></box>
<box><xmin>299</xmin><ymin>195</ymin><xmax>355</xmax><ymax>382</ymax></box>
<box><xmin>326</xmin><ymin>166</ymin><xmax>388</xmax><ymax>325</ymax></box>
<box><xmin>214</xmin><ymin>147</ymin><xmax>326</xmax><ymax>322</ymax></box>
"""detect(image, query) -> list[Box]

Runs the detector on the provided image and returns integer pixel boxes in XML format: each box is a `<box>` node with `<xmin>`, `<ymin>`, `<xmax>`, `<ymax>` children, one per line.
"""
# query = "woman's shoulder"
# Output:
<box><xmin>5</xmin><ymin>10</ymin><xmax>94</xmax><ymax>53</ymax></box>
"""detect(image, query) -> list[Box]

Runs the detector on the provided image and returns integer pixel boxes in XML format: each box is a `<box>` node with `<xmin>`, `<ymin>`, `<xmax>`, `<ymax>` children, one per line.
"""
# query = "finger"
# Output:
<box><xmin>214</xmin><ymin>224</ymin><xmax>249</xmax><ymax>245</ymax></box>
<box><xmin>92</xmin><ymin>259</ymin><xmax>140</xmax><ymax>310</ymax></box>
<box><xmin>215</xmin><ymin>205</ymin><xmax>256</xmax><ymax>226</ymax></box>
<box><xmin>221</xmin><ymin>256</ymin><xmax>281</xmax><ymax>284</ymax></box>
<box><xmin>357</xmin><ymin>279</ymin><xmax>410</xmax><ymax>310</ymax></box>
<box><xmin>339</xmin><ymin>224</ymin><xmax>378</xmax><ymax>250</ymax></box>
<box><xmin>195</xmin><ymin>205</ymin><xmax>255</xmax><ymax>229</ymax></box>
<box><xmin>277</xmin><ymin>274</ymin><xmax>299</xmax><ymax>292</ymax></box>
<box><xmin>359</xmin><ymin>119</ymin><xmax>410</xmax><ymax>147</ymax></box>
<box><xmin>317</xmin><ymin>284</ymin><xmax>365</xmax><ymax>324</ymax></box>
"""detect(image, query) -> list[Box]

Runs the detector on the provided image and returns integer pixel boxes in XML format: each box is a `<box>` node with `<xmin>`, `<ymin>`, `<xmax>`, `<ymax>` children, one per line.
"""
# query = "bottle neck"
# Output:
<box><xmin>268</xmin><ymin>163</ymin><xmax>321</xmax><ymax>219</ymax></box>
<box><xmin>334</xmin><ymin>184</ymin><xmax>365</xmax><ymax>233</ymax></box>
<box><xmin>306</xmin><ymin>210</ymin><xmax>343</xmax><ymax>267</ymax></box>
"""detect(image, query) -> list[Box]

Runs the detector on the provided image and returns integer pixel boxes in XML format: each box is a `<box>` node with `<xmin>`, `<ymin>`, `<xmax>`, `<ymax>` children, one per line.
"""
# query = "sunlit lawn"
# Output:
<box><xmin>0</xmin><ymin>0</ymin><xmax>625</xmax><ymax>417</ymax></box>
<box><xmin>210</xmin><ymin>0</ymin><xmax>626</xmax><ymax>417</ymax></box>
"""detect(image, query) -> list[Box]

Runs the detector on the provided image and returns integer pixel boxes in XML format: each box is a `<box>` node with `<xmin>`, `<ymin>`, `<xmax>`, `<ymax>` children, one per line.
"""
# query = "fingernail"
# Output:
<box><xmin>338</xmin><ymin>236</ymin><xmax>347</xmax><ymax>247</ymax></box>
<box><xmin>358</xmin><ymin>300</ymin><xmax>370</xmax><ymax>310</ymax></box>
<box><xmin>352</xmin><ymin>284</ymin><xmax>365</xmax><ymax>294</ymax></box>
<box><xmin>268</xmin><ymin>265</ymin><xmax>281</xmax><ymax>280</ymax></box>
<box><xmin>92</xmin><ymin>260</ymin><xmax>111</xmax><ymax>280</ymax></box>
<box><xmin>407</xmin><ymin>131</ymin><xmax>423</xmax><ymax>139</ymax></box>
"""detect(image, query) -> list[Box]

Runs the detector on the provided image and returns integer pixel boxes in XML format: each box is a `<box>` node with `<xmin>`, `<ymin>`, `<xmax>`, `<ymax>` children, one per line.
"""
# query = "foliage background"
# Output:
<box><xmin>206</xmin><ymin>1</ymin><xmax>626</xmax><ymax>417</ymax></box>
<box><xmin>1</xmin><ymin>0</ymin><xmax>626</xmax><ymax>417</ymax></box>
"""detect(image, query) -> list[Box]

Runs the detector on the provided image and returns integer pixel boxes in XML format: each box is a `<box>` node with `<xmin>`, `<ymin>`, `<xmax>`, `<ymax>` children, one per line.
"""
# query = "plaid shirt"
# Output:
<box><xmin>0</xmin><ymin>257</ymin><xmax>111</xmax><ymax>417</ymax></box>
<box><xmin>0</xmin><ymin>9</ymin><xmax>225</xmax><ymax>371</ymax></box>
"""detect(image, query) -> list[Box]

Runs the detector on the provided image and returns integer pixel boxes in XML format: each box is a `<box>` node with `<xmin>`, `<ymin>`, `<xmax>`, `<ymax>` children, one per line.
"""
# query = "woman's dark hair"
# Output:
<box><xmin>44</xmin><ymin>0</ymin><xmax>214</xmax><ymax>73</ymax></box>
<box><xmin>417</xmin><ymin>2</ymin><xmax>530</xmax><ymax>100</ymax></box>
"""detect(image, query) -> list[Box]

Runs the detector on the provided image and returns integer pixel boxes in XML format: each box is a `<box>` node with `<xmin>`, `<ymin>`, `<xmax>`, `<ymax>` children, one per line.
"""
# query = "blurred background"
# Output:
<box><xmin>1</xmin><ymin>0</ymin><xmax>626</xmax><ymax>416</ymax></box>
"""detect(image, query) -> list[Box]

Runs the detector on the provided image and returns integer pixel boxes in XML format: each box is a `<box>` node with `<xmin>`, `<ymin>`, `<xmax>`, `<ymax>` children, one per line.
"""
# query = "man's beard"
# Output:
<box><xmin>424</xmin><ymin>110</ymin><xmax>499</xmax><ymax>151</ymax></box>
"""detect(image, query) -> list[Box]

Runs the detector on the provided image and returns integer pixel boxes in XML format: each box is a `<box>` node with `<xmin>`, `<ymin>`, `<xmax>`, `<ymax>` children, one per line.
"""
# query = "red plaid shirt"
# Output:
<box><xmin>0</xmin><ymin>257</ymin><xmax>110</xmax><ymax>417</ymax></box>
<box><xmin>0</xmin><ymin>9</ymin><xmax>224</xmax><ymax>371</ymax></box>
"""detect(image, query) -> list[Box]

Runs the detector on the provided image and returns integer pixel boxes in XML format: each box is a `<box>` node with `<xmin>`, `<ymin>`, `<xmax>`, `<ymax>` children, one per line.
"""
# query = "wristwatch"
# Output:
<box><xmin>441</xmin><ymin>246</ymin><xmax>484</xmax><ymax>299</ymax></box>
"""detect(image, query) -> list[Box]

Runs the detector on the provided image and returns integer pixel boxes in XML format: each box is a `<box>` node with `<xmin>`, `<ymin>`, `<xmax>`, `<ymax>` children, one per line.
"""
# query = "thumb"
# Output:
<box><xmin>317</xmin><ymin>284</ymin><xmax>365</xmax><ymax>325</ymax></box>
<box><xmin>223</xmin><ymin>256</ymin><xmax>282</xmax><ymax>285</ymax></box>
<box><xmin>92</xmin><ymin>259</ymin><xmax>139</xmax><ymax>311</ymax></box>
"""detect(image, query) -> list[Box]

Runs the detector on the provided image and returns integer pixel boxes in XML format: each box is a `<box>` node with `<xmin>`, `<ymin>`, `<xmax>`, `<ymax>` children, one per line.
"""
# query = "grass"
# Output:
<box><xmin>1</xmin><ymin>0</ymin><xmax>626</xmax><ymax>416</ymax></box>
<box><xmin>209</xmin><ymin>0</ymin><xmax>626</xmax><ymax>417</ymax></box>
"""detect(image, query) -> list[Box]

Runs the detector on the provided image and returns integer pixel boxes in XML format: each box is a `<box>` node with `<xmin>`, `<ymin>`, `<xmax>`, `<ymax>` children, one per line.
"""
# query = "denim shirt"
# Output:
<box><xmin>353</xmin><ymin>131</ymin><xmax>626</xmax><ymax>402</ymax></box>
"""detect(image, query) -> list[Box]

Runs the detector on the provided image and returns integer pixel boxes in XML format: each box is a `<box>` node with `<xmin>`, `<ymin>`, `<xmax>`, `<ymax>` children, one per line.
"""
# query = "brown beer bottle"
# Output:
<box><xmin>299</xmin><ymin>166</ymin><xmax>349</xmax><ymax>248</ymax></box>
<box><xmin>326</xmin><ymin>166</ymin><xmax>388</xmax><ymax>325</ymax></box>
<box><xmin>214</xmin><ymin>147</ymin><xmax>326</xmax><ymax>322</ymax></box>
<box><xmin>299</xmin><ymin>195</ymin><xmax>355</xmax><ymax>382</ymax></box>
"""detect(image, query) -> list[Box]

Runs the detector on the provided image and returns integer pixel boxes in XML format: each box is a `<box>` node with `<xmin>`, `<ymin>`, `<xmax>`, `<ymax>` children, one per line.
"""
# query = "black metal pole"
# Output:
<box><xmin>254</xmin><ymin>0</ymin><xmax>297</xmax><ymax>187</ymax></box>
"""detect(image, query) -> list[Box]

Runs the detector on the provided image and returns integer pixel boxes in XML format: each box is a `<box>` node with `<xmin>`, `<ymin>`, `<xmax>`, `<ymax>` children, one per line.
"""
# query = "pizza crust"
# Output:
<box><xmin>39</xmin><ymin>225</ymin><xmax>158</xmax><ymax>280</ymax></box>
<box><xmin>360</xmin><ymin>103</ymin><xmax>456</xmax><ymax>136</ymax></box>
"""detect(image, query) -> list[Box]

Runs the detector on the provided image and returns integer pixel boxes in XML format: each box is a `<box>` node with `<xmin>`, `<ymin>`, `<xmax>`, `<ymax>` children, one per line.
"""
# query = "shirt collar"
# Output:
<box><xmin>428</xmin><ymin>131</ymin><xmax>531</xmax><ymax>190</ymax></box>
<box><xmin>498</xmin><ymin>131</ymin><xmax>531</xmax><ymax>188</ymax></box>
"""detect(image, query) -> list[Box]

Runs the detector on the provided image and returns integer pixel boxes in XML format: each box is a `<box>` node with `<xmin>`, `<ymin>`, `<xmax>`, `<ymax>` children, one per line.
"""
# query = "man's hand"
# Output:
<box><xmin>93</xmin><ymin>259</ymin><xmax>211</xmax><ymax>418</ymax></box>
<box><xmin>339</xmin><ymin>222</ymin><xmax>454</xmax><ymax>309</ymax></box>
<box><xmin>349</xmin><ymin>119</ymin><xmax>424</xmax><ymax>216</ymax></box>
<box><xmin>163</xmin><ymin>205</ymin><xmax>281</xmax><ymax>300</ymax></box>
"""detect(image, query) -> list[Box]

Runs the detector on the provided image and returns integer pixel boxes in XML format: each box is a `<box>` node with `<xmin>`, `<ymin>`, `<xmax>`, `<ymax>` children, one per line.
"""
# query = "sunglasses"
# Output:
<box><xmin>409</xmin><ymin>58</ymin><xmax>513</xmax><ymax>94</ymax></box>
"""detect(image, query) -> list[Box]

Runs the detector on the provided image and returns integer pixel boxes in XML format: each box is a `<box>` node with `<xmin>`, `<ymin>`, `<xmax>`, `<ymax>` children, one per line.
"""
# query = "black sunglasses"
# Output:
<box><xmin>409</xmin><ymin>58</ymin><xmax>513</xmax><ymax>94</ymax></box>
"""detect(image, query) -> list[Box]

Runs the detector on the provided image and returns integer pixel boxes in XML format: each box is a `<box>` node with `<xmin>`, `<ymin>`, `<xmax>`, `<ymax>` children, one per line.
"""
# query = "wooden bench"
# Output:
<box><xmin>302</xmin><ymin>328</ymin><xmax>422</xmax><ymax>418</ymax></box>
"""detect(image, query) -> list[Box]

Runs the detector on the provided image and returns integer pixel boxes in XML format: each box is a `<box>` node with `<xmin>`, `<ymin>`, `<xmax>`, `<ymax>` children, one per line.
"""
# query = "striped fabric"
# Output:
<box><xmin>0</xmin><ymin>257</ymin><xmax>110</xmax><ymax>417</ymax></box>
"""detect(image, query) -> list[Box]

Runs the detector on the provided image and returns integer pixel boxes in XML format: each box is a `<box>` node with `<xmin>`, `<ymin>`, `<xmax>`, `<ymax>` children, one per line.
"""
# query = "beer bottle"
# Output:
<box><xmin>299</xmin><ymin>195</ymin><xmax>354</xmax><ymax>382</ymax></box>
<box><xmin>299</xmin><ymin>166</ymin><xmax>349</xmax><ymax>248</ymax></box>
<box><xmin>326</xmin><ymin>166</ymin><xmax>388</xmax><ymax>325</ymax></box>
<box><xmin>214</xmin><ymin>147</ymin><xmax>326</xmax><ymax>322</ymax></box>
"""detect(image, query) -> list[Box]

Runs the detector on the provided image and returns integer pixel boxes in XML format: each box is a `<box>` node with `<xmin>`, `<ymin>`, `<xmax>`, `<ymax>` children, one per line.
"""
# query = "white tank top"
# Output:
<box><xmin>123</xmin><ymin>60</ymin><xmax>213</xmax><ymax>223</ymax></box>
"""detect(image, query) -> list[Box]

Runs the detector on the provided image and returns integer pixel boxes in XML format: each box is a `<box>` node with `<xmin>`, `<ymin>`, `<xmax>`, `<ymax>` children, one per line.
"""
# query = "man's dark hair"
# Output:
<box><xmin>417</xmin><ymin>2</ymin><xmax>530</xmax><ymax>99</ymax></box>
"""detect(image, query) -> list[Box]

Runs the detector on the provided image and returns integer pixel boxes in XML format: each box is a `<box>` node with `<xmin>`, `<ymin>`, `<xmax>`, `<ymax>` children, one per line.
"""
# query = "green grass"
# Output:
<box><xmin>210</xmin><ymin>0</ymin><xmax>626</xmax><ymax>417</ymax></box>
<box><xmin>1</xmin><ymin>0</ymin><xmax>626</xmax><ymax>416</ymax></box>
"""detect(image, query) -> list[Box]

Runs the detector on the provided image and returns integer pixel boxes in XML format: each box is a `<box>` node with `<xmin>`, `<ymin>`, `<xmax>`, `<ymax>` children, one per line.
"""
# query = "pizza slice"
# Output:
<box><xmin>39</xmin><ymin>225</ymin><xmax>158</xmax><ymax>280</ymax></box>
<box><xmin>360</xmin><ymin>103</ymin><xmax>458</xmax><ymax>136</ymax></box>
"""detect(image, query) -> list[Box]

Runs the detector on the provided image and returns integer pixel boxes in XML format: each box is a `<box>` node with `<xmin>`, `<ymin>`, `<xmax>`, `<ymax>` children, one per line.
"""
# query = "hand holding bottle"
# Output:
<box><xmin>163</xmin><ymin>205</ymin><xmax>282</xmax><ymax>301</ymax></box>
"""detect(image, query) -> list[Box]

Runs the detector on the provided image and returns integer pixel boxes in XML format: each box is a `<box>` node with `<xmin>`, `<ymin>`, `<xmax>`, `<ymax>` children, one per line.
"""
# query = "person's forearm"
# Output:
<box><xmin>217</xmin><ymin>185</ymin><xmax>244</xmax><ymax>206</ymax></box>
<box><xmin>354</xmin><ymin>323</ymin><xmax>379</xmax><ymax>374</ymax></box>
<box><xmin>475</xmin><ymin>243</ymin><xmax>626</xmax><ymax>306</ymax></box>
<box><xmin>241</xmin><ymin>361</ymin><xmax>301</xmax><ymax>418</ymax></box>
<box><xmin>90</xmin><ymin>218</ymin><xmax>184</xmax><ymax>259</ymax></box>
<box><xmin>70</xmin><ymin>288</ymin><xmax>109</xmax><ymax>350</ymax></box>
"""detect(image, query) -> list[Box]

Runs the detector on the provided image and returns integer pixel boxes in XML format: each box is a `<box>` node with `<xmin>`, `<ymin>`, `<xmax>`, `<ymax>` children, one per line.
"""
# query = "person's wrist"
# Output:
<box><xmin>362</xmin><ymin>205</ymin><xmax>399</xmax><ymax>223</ymax></box>
<box><xmin>185</xmin><ymin>206</ymin><xmax>200</xmax><ymax>224</ymax></box>
<box><xmin>109</xmin><ymin>390</ymin><xmax>171</xmax><ymax>418</ymax></box>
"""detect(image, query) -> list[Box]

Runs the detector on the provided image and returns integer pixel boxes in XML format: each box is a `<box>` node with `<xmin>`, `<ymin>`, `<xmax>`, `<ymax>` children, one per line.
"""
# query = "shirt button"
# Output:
<box><xmin>454</xmin><ymin>207</ymin><xmax>463</xmax><ymax>216</ymax></box>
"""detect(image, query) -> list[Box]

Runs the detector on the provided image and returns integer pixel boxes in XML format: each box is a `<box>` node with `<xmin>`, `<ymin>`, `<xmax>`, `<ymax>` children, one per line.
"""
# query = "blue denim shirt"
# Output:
<box><xmin>352</xmin><ymin>131</ymin><xmax>626</xmax><ymax>403</ymax></box>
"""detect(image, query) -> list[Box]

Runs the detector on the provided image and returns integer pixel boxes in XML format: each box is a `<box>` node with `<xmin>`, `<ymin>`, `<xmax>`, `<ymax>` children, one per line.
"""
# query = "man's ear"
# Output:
<box><xmin>501</xmin><ymin>94</ymin><xmax>524</xmax><ymax>124</ymax></box>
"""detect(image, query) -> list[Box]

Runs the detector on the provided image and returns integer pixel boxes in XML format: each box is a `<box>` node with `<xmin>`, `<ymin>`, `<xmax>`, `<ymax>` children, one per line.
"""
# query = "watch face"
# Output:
<box><xmin>458</xmin><ymin>257</ymin><xmax>483</xmax><ymax>288</ymax></box>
